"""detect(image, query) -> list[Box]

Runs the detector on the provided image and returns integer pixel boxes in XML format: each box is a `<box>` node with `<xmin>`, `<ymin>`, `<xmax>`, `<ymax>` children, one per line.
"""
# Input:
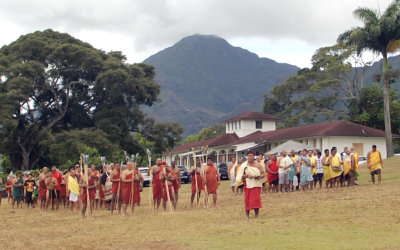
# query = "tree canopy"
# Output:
<box><xmin>337</xmin><ymin>0</ymin><xmax>400</xmax><ymax>157</ymax></box>
<box><xmin>263</xmin><ymin>43</ymin><xmax>373</xmax><ymax>128</ymax></box>
<box><xmin>184</xmin><ymin>123</ymin><xmax>225</xmax><ymax>144</ymax></box>
<box><xmin>0</xmin><ymin>29</ymin><xmax>182</xmax><ymax>170</ymax></box>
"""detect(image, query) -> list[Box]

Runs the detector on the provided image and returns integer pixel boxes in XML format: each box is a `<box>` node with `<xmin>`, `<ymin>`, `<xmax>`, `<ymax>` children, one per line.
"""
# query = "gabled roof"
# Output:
<box><xmin>165</xmin><ymin>120</ymin><xmax>398</xmax><ymax>154</ymax></box>
<box><xmin>165</xmin><ymin>133</ymin><xmax>239</xmax><ymax>154</ymax></box>
<box><xmin>236</xmin><ymin>120</ymin><xmax>400</xmax><ymax>144</ymax></box>
<box><xmin>222</xmin><ymin>111</ymin><xmax>281</xmax><ymax>123</ymax></box>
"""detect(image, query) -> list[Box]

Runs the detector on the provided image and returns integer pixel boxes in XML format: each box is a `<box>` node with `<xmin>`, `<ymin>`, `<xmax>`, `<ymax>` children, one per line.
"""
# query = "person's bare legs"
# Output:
<box><xmin>81</xmin><ymin>203</ymin><xmax>87</xmax><ymax>220</ymax></box>
<box><xmin>213</xmin><ymin>193</ymin><xmax>217</xmax><ymax>207</ymax></box>
<box><xmin>377</xmin><ymin>173</ymin><xmax>381</xmax><ymax>185</ymax></box>
<box><xmin>255</xmin><ymin>208</ymin><xmax>259</xmax><ymax>218</ymax></box>
<box><xmin>245</xmin><ymin>210</ymin><xmax>250</xmax><ymax>219</ymax></box>
<box><xmin>70</xmin><ymin>201</ymin><xmax>75</xmax><ymax>214</ymax></box>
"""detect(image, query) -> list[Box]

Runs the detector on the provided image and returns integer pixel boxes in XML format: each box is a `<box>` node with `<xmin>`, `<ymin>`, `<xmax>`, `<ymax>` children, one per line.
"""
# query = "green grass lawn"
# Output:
<box><xmin>1</xmin><ymin>157</ymin><xmax>399</xmax><ymax>249</ymax></box>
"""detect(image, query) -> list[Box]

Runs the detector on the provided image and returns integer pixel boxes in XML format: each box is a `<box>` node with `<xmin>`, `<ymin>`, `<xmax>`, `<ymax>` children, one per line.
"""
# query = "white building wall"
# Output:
<box><xmin>325</xmin><ymin>136</ymin><xmax>386</xmax><ymax>159</ymax></box>
<box><xmin>228</xmin><ymin>120</ymin><xmax>277</xmax><ymax>138</ymax></box>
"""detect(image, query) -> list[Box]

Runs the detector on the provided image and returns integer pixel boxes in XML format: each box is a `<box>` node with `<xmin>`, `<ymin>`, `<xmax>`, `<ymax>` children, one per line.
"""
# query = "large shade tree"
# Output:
<box><xmin>337</xmin><ymin>0</ymin><xmax>400</xmax><ymax>157</ymax></box>
<box><xmin>0</xmin><ymin>30</ymin><xmax>176</xmax><ymax>170</ymax></box>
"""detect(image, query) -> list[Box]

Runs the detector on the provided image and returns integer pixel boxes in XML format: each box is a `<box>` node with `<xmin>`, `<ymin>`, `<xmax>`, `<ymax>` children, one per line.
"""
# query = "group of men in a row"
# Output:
<box><xmin>228</xmin><ymin>145</ymin><xmax>383</xmax><ymax>196</ymax></box>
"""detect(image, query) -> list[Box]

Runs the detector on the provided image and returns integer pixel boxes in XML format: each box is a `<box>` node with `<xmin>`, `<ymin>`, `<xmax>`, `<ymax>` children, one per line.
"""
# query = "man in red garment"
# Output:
<box><xmin>200</xmin><ymin>157</ymin><xmax>220</xmax><ymax>207</ymax></box>
<box><xmin>148</xmin><ymin>158</ymin><xmax>164</xmax><ymax>210</ymax></box>
<box><xmin>236</xmin><ymin>151</ymin><xmax>265</xmax><ymax>219</ymax></box>
<box><xmin>121</xmin><ymin>162</ymin><xmax>140</xmax><ymax>216</ymax></box>
<box><xmin>189</xmin><ymin>161</ymin><xmax>203</xmax><ymax>207</ymax></box>
<box><xmin>80</xmin><ymin>168</ymin><xmax>96</xmax><ymax>220</ymax></box>
<box><xmin>110</xmin><ymin>163</ymin><xmax>122</xmax><ymax>214</ymax></box>
<box><xmin>159</xmin><ymin>163</ymin><xmax>177</xmax><ymax>211</ymax></box>
<box><xmin>51</xmin><ymin>166</ymin><xmax>63</xmax><ymax>210</ymax></box>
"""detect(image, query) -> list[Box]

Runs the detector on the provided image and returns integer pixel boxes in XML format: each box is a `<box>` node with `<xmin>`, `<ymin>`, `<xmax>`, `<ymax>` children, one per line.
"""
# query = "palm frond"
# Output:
<box><xmin>387</xmin><ymin>39</ymin><xmax>400</xmax><ymax>53</ymax></box>
<box><xmin>382</xmin><ymin>0</ymin><xmax>400</xmax><ymax>18</ymax></box>
<box><xmin>353</xmin><ymin>7</ymin><xmax>379</xmax><ymax>25</ymax></box>
<box><xmin>337</xmin><ymin>28</ymin><xmax>357</xmax><ymax>43</ymax></box>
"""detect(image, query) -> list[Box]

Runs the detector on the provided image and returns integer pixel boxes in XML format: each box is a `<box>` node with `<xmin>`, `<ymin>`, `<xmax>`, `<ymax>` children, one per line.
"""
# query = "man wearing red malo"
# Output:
<box><xmin>148</xmin><ymin>158</ymin><xmax>164</xmax><ymax>210</ymax></box>
<box><xmin>201</xmin><ymin>157</ymin><xmax>220</xmax><ymax>207</ymax></box>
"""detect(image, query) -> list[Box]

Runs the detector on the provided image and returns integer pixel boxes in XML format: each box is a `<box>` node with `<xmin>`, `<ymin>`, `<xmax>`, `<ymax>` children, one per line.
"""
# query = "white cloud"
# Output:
<box><xmin>0</xmin><ymin>0</ymin><xmax>395</xmax><ymax>67</ymax></box>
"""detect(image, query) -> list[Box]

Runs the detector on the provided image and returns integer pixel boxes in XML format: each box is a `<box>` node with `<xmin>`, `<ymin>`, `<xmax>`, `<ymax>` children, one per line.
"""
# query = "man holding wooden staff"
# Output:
<box><xmin>189</xmin><ymin>160</ymin><xmax>203</xmax><ymax>207</ymax></box>
<box><xmin>80</xmin><ymin>168</ymin><xmax>96</xmax><ymax>220</ymax></box>
<box><xmin>110</xmin><ymin>163</ymin><xmax>123</xmax><ymax>215</ymax></box>
<box><xmin>201</xmin><ymin>156</ymin><xmax>220</xmax><ymax>207</ymax></box>
<box><xmin>159</xmin><ymin>161</ymin><xmax>177</xmax><ymax>211</ymax></box>
<box><xmin>121</xmin><ymin>162</ymin><xmax>140</xmax><ymax>216</ymax></box>
<box><xmin>148</xmin><ymin>158</ymin><xmax>164</xmax><ymax>210</ymax></box>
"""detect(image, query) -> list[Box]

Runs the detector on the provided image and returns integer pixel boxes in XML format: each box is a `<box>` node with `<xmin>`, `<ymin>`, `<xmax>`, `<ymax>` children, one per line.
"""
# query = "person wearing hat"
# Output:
<box><xmin>200</xmin><ymin>156</ymin><xmax>220</xmax><ymax>207</ymax></box>
<box><xmin>236</xmin><ymin>151</ymin><xmax>265</xmax><ymax>219</ymax></box>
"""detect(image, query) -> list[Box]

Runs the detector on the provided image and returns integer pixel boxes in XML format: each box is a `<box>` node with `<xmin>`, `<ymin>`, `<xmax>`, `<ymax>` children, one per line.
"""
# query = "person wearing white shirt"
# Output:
<box><xmin>277</xmin><ymin>150</ymin><xmax>292</xmax><ymax>194</ymax></box>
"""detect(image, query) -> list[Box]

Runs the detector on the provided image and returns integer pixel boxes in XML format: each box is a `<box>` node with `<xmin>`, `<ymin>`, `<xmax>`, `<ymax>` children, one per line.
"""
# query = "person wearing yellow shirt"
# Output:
<box><xmin>350</xmin><ymin>147</ymin><xmax>359</xmax><ymax>185</ymax></box>
<box><xmin>367</xmin><ymin>145</ymin><xmax>383</xmax><ymax>185</ymax></box>
<box><xmin>308</xmin><ymin>150</ymin><xmax>317</xmax><ymax>190</ymax></box>
<box><xmin>343</xmin><ymin>148</ymin><xmax>355</xmax><ymax>187</ymax></box>
<box><xmin>329</xmin><ymin>147</ymin><xmax>342</xmax><ymax>189</ymax></box>
<box><xmin>322</xmin><ymin>149</ymin><xmax>331</xmax><ymax>188</ymax></box>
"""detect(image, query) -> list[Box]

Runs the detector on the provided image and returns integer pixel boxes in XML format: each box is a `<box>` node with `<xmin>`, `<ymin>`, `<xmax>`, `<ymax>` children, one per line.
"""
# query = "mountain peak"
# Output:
<box><xmin>143</xmin><ymin>35</ymin><xmax>299</xmax><ymax>137</ymax></box>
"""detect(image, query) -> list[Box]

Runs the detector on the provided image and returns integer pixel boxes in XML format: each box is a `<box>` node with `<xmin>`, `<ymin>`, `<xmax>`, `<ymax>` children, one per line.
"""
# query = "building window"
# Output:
<box><xmin>235</xmin><ymin>121</ymin><xmax>237</xmax><ymax>130</ymax></box>
<box><xmin>256</xmin><ymin>121</ymin><xmax>262</xmax><ymax>129</ymax></box>
<box><xmin>228</xmin><ymin>123</ymin><xmax>230</xmax><ymax>131</ymax></box>
<box><xmin>239</xmin><ymin>121</ymin><xmax>241</xmax><ymax>129</ymax></box>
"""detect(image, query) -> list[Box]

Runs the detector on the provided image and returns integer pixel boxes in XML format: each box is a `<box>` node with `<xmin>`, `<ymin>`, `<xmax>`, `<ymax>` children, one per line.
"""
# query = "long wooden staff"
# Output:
<box><xmin>79</xmin><ymin>154</ymin><xmax>83</xmax><ymax>209</ymax></box>
<box><xmin>83</xmin><ymin>155</ymin><xmax>91</xmax><ymax>217</ymax></box>
<box><xmin>201</xmin><ymin>146</ymin><xmax>210</xmax><ymax>208</ymax></box>
<box><xmin>147</xmin><ymin>148</ymin><xmax>153</xmax><ymax>211</ymax></box>
<box><xmin>115</xmin><ymin>162</ymin><xmax>122</xmax><ymax>207</ymax></box>
<box><xmin>192</xmin><ymin>148</ymin><xmax>199</xmax><ymax>207</ymax></box>
<box><xmin>164</xmin><ymin>166</ymin><xmax>173</xmax><ymax>212</ymax></box>
<box><xmin>129</xmin><ymin>155</ymin><xmax>135</xmax><ymax>210</ymax></box>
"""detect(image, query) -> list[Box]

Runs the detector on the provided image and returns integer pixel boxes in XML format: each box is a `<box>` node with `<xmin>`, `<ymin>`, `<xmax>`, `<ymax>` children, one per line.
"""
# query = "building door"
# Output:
<box><xmin>352</xmin><ymin>143</ymin><xmax>364</xmax><ymax>156</ymax></box>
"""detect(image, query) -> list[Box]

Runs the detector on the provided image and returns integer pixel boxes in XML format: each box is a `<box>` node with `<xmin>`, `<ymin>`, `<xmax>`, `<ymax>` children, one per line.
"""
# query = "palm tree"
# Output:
<box><xmin>338</xmin><ymin>0</ymin><xmax>400</xmax><ymax>157</ymax></box>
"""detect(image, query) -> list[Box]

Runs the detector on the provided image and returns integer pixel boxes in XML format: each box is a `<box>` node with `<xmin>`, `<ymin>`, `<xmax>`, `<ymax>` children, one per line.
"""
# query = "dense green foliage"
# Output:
<box><xmin>143</xmin><ymin>34</ymin><xmax>299</xmax><ymax>138</ymax></box>
<box><xmin>0</xmin><ymin>30</ymin><xmax>183</xmax><ymax>170</ymax></box>
<box><xmin>337</xmin><ymin>0</ymin><xmax>400</xmax><ymax>156</ymax></box>
<box><xmin>184</xmin><ymin>123</ymin><xmax>225</xmax><ymax>144</ymax></box>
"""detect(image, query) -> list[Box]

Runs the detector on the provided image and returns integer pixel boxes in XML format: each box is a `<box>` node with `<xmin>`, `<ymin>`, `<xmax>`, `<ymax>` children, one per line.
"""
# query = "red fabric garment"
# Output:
<box><xmin>39</xmin><ymin>180</ymin><xmax>47</xmax><ymax>201</ymax></box>
<box><xmin>173</xmin><ymin>179</ymin><xmax>179</xmax><ymax>193</ymax></box>
<box><xmin>52</xmin><ymin>172</ymin><xmax>63</xmax><ymax>190</ymax></box>
<box><xmin>163</xmin><ymin>185</ymin><xmax>174</xmax><ymax>202</ymax></box>
<box><xmin>122</xmin><ymin>173</ymin><xmax>134</xmax><ymax>205</ymax></box>
<box><xmin>203</xmin><ymin>165</ymin><xmax>218</xmax><ymax>194</ymax></box>
<box><xmin>111</xmin><ymin>171</ymin><xmax>122</xmax><ymax>196</ymax></box>
<box><xmin>82</xmin><ymin>177</ymin><xmax>96</xmax><ymax>204</ymax></box>
<box><xmin>59</xmin><ymin>184</ymin><xmax>66</xmax><ymax>197</ymax></box>
<box><xmin>245</xmin><ymin>187</ymin><xmax>262</xmax><ymax>211</ymax></box>
<box><xmin>191</xmin><ymin>172</ymin><xmax>203</xmax><ymax>194</ymax></box>
<box><xmin>152</xmin><ymin>166</ymin><xmax>164</xmax><ymax>199</ymax></box>
<box><xmin>100</xmin><ymin>185</ymin><xmax>105</xmax><ymax>199</ymax></box>
<box><xmin>267</xmin><ymin>160</ymin><xmax>279</xmax><ymax>183</ymax></box>
<box><xmin>6</xmin><ymin>180</ymin><xmax>13</xmax><ymax>198</ymax></box>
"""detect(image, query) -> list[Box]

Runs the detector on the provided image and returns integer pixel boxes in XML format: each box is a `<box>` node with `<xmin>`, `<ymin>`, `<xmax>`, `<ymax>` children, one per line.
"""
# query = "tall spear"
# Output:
<box><xmin>192</xmin><ymin>148</ymin><xmax>199</xmax><ymax>207</ymax></box>
<box><xmin>83</xmin><ymin>154</ymin><xmax>91</xmax><ymax>217</ymax></box>
<box><xmin>147</xmin><ymin>148</ymin><xmax>153</xmax><ymax>211</ymax></box>
<box><xmin>200</xmin><ymin>146</ymin><xmax>209</xmax><ymax>207</ymax></box>
<box><xmin>129</xmin><ymin>154</ymin><xmax>135</xmax><ymax>209</ymax></box>
<box><xmin>164</xmin><ymin>162</ymin><xmax>173</xmax><ymax>212</ymax></box>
